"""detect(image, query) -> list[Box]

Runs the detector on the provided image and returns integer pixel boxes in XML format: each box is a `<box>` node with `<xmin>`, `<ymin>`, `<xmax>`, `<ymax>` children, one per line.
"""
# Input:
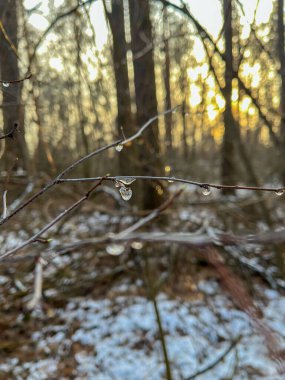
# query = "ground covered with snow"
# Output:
<box><xmin>0</xmin><ymin>189</ymin><xmax>285</xmax><ymax>379</ymax></box>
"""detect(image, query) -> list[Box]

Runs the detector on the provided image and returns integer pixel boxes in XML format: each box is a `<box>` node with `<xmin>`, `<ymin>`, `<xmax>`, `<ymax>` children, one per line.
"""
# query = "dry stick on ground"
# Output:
<box><xmin>46</xmin><ymin>228</ymin><xmax>285</xmax><ymax>261</ymax></box>
<box><xmin>144</xmin><ymin>256</ymin><xmax>173</xmax><ymax>380</ymax></box>
<box><xmin>0</xmin><ymin>107</ymin><xmax>178</xmax><ymax>227</ymax></box>
<box><xmin>185</xmin><ymin>336</ymin><xmax>241</xmax><ymax>380</ymax></box>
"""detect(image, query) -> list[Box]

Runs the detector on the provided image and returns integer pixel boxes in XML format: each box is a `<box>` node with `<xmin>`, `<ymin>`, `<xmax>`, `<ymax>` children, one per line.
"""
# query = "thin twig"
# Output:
<box><xmin>0</xmin><ymin>73</ymin><xmax>32</xmax><ymax>85</ymax></box>
<box><xmin>0</xmin><ymin>107</ymin><xmax>178</xmax><ymax>227</ymax></box>
<box><xmin>0</xmin><ymin>179</ymin><xmax>105</xmax><ymax>260</ymax></box>
<box><xmin>58</xmin><ymin>175</ymin><xmax>285</xmax><ymax>194</ymax></box>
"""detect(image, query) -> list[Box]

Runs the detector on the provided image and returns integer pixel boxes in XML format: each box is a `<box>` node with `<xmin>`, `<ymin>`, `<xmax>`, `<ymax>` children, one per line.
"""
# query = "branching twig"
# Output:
<box><xmin>0</xmin><ymin>107</ymin><xmax>178</xmax><ymax>227</ymax></box>
<box><xmin>0</xmin><ymin>179</ymin><xmax>105</xmax><ymax>260</ymax></box>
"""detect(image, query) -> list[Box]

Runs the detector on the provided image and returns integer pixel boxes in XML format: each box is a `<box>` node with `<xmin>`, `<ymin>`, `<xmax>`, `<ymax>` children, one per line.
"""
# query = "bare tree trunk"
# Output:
<box><xmin>163</xmin><ymin>7</ymin><xmax>172</xmax><ymax>156</ymax></box>
<box><xmin>128</xmin><ymin>0</ymin><xmax>164</xmax><ymax>209</ymax></box>
<box><xmin>74</xmin><ymin>13</ymin><xmax>90</xmax><ymax>177</ymax></box>
<box><xmin>105</xmin><ymin>0</ymin><xmax>143</xmax><ymax>204</ymax></box>
<box><xmin>182</xmin><ymin>100</ymin><xmax>188</xmax><ymax>159</ymax></box>
<box><xmin>278</xmin><ymin>0</ymin><xmax>285</xmax><ymax>185</ymax></box>
<box><xmin>0</xmin><ymin>0</ymin><xmax>29</xmax><ymax>171</ymax></box>
<box><xmin>20</xmin><ymin>2</ymin><xmax>55</xmax><ymax>174</ymax></box>
<box><xmin>105</xmin><ymin>0</ymin><xmax>137</xmax><ymax>172</ymax></box>
<box><xmin>221</xmin><ymin>0</ymin><xmax>236</xmax><ymax>193</ymax></box>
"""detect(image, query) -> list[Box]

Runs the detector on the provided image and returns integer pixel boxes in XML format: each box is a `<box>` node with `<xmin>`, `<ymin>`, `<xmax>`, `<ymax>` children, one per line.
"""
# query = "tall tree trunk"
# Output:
<box><xmin>128</xmin><ymin>0</ymin><xmax>164</xmax><ymax>209</ymax></box>
<box><xmin>105</xmin><ymin>0</ymin><xmax>136</xmax><ymax>173</ymax></box>
<box><xmin>20</xmin><ymin>2</ymin><xmax>55</xmax><ymax>174</ymax></box>
<box><xmin>105</xmin><ymin>0</ymin><xmax>142</xmax><ymax>204</ymax></box>
<box><xmin>163</xmin><ymin>7</ymin><xmax>172</xmax><ymax>156</ymax></box>
<box><xmin>74</xmin><ymin>12</ymin><xmax>90</xmax><ymax>177</ymax></box>
<box><xmin>0</xmin><ymin>0</ymin><xmax>29</xmax><ymax>171</ymax></box>
<box><xmin>221</xmin><ymin>0</ymin><xmax>236</xmax><ymax>193</ymax></box>
<box><xmin>278</xmin><ymin>0</ymin><xmax>285</xmax><ymax>185</ymax></box>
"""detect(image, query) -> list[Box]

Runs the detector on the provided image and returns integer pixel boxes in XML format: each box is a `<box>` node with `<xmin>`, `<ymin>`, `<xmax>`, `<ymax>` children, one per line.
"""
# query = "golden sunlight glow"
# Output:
<box><xmin>49</xmin><ymin>57</ymin><xmax>63</xmax><ymax>72</ymax></box>
<box><xmin>248</xmin><ymin>106</ymin><xmax>255</xmax><ymax>116</ymax></box>
<box><xmin>189</xmin><ymin>84</ymin><xmax>202</xmax><ymax>107</ymax></box>
<box><xmin>240</xmin><ymin>97</ymin><xmax>251</xmax><ymax>113</ymax></box>
<box><xmin>216</xmin><ymin>94</ymin><xmax>225</xmax><ymax>109</ymax></box>
<box><xmin>207</xmin><ymin>105</ymin><xmax>218</xmax><ymax>121</ymax></box>
<box><xmin>231</xmin><ymin>88</ymin><xmax>239</xmax><ymax>102</ymax></box>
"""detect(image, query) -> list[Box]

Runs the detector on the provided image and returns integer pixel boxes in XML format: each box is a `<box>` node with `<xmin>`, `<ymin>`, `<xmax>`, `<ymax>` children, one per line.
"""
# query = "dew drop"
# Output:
<box><xmin>119</xmin><ymin>186</ymin><xmax>132</xmax><ymax>201</ymax></box>
<box><xmin>275</xmin><ymin>189</ymin><xmax>284</xmax><ymax>196</ymax></box>
<box><xmin>119</xmin><ymin>177</ymin><xmax>136</xmax><ymax>185</ymax></box>
<box><xmin>2</xmin><ymin>82</ymin><xmax>9</xmax><ymax>88</ymax></box>
<box><xmin>131</xmin><ymin>241</ymin><xmax>143</xmax><ymax>250</ymax></box>
<box><xmin>201</xmin><ymin>185</ymin><xmax>211</xmax><ymax>196</ymax></box>
<box><xmin>115</xmin><ymin>180</ymin><xmax>121</xmax><ymax>188</ymax></box>
<box><xmin>106</xmin><ymin>244</ymin><xmax>125</xmax><ymax>256</ymax></box>
<box><xmin>115</xmin><ymin>144</ymin><xmax>123</xmax><ymax>152</ymax></box>
<box><xmin>168</xmin><ymin>177</ymin><xmax>175</xmax><ymax>183</ymax></box>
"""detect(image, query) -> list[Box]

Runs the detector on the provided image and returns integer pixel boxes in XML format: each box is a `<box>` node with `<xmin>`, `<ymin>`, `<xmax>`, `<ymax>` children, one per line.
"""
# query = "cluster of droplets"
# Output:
<box><xmin>115</xmin><ymin>177</ymin><xmax>136</xmax><ymax>201</ymax></box>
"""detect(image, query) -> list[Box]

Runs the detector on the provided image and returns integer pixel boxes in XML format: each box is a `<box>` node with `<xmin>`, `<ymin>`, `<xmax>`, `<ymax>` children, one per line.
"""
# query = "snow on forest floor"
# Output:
<box><xmin>0</xmin><ymin>279</ymin><xmax>284</xmax><ymax>380</ymax></box>
<box><xmin>0</xmin><ymin>189</ymin><xmax>285</xmax><ymax>379</ymax></box>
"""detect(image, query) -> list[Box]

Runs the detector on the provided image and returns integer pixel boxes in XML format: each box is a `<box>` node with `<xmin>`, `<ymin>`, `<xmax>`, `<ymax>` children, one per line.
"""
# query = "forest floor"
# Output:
<box><xmin>0</xmin><ymin>184</ymin><xmax>285</xmax><ymax>380</ymax></box>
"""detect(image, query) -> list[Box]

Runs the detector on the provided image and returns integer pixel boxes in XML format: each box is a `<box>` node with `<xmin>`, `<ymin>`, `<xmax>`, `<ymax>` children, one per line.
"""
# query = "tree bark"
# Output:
<box><xmin>278</xmin><ymin>0</ymin><xmax>285</xmax><ymax>185</ymax></box>
<box><xmin>163</xmin><ymin>7</ymin><xmax>172</xmax><ymax>156</ymax></box>
<box><xmin>128</xmin><ymin>0</ymin><xmax>164</xmax><ymax>209</ymax></box>
<box><xmin>221</xmin><ymin>0</ymin><xmax>236</xmax><ymax>193</ymax></box>
<box><xmin>0</xmin><ymin>0</ymin><xmax>29</xmax><ymax>171</ymax></box>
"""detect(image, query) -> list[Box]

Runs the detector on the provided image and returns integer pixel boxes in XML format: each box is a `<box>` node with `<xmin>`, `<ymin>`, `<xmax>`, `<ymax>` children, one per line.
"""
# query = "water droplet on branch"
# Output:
<box><xmin>106</xmin><ymin>244</ymin><xmax>125</xmax><ymax>256</ymax></box>
<box><xmin>275</xmin><ymin>189</ymin><xmax>284</xmax><ymax>196</ymax></box>
<box><xmin>115</xmin><ymin>144</ymin><xmax>123</xmax><ymax>152</ymax></box>
<box><xmin>201</xmin><ymin>185</ymin><xmax>211</xmax><ymax>196</ymax></box>
<box><xmin>119</xmin><ymin>186</ymin><xmax>132</xmax><ymax>201</ymax></box>
<box><xmin>2</xmin><ymin>82</ymin><xmax>9</xmax><ymax>88</ymax></box>
<box><xmin>119</xmin><ymin>177</ymin><xmax>136</xmax><ymax>185</ymax></box>
<box><xmin>168</xmin><ymin>177</ymin><xmax>175</xmax><ymax>183</ymax></box>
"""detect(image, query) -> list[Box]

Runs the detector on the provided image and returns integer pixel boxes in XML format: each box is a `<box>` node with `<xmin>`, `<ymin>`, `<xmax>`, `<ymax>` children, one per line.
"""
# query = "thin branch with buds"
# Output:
<box><xmin>58</xmin><ymin>175</ymin><xmax>285</xmax><ymax>194</ymax></box>
<box><xmin>0</xmin><ymin>107</ymin><xmax>178</xmax><ymax>227</ymax></box>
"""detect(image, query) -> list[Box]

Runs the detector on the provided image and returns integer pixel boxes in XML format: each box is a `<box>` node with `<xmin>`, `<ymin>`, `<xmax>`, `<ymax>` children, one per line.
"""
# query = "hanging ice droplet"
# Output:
<box><xmin>106</xmin><ymin>244</ymin><xmax>125</xmax><ymax>256</ymax></box>
<box><xmin>168</xmin><ymin>177</ymin><xmax>175</xmax><ymax>183</ymax></box>
<box><xmin>275</xmin><ymin>189</ymin><xmax>284</xmax><ymax>196</ymax></box>
<box><xmin>131</xmin><ymin>241</ymin><xmax>143</xmax><ymax>250</ymax></box>
<box><xmin>201</xmin><ymin>185</ymin><xmax>211</xmax><ymax>196</ymax></box>
<box><xmin>119</xmin><ymin>186</ymin><xmax>132</xmax><ymax>201</ymax></box>
<box><xmin>119</xmin><ymin>177</ymin><xmax>136</xmax><ymax>185</ymax></box>
<box><xmin>115</xmin><ymin>180</ymin><xmax>121</xmax><ymax>188</ymax></box>
<box><xmin>2</xmin><ymin>82</ymin><xmax>9</xmax><ymax>88</ymax></box>
<box><xmin>115</xmin><ymin>144</ymin><xmax>123</xmax><ymax>152</ymax></box>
